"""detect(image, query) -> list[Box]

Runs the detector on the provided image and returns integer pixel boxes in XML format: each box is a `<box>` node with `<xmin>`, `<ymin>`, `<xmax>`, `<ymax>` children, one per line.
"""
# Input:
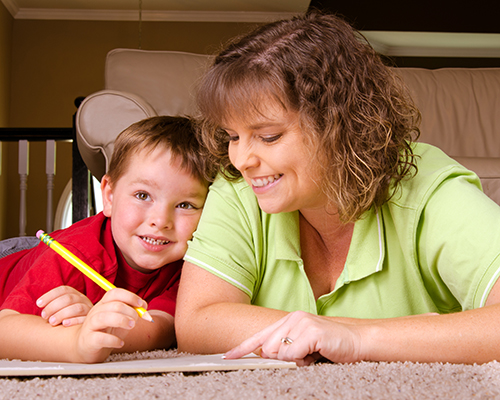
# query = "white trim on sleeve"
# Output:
<box><xmin>184</xmin><ymin>255</ymin><xmax>253</xmax><ymax>297</ymax></box>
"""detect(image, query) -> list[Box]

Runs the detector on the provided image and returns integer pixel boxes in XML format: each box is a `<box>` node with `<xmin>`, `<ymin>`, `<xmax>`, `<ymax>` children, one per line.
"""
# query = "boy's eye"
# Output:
<box><xmin>177</xmin><ymin>202</ymin><xmax>196</xmax><ymax>210</ymax></box>
<box><xmin>135</xmin><ymin>192</ymin><xmax>150</xmax><ymax>201</ymax></box>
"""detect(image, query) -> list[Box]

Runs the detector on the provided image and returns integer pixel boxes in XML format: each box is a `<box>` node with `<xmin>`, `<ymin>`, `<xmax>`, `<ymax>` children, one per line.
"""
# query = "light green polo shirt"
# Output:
<box><xmin>185</xmin><ymin>143</ymin><xmax>500</xmax><ymax>318</ymax></box>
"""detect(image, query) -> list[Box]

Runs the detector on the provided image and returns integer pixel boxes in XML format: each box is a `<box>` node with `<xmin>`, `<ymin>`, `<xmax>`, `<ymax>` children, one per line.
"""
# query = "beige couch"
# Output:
<box><xmin>76</xmin><ymin>49</ymin><xmax>500</xmax><ymax>204</ymax></box>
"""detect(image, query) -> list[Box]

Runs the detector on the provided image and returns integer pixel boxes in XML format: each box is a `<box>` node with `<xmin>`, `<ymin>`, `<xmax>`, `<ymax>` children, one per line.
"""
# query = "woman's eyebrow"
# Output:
<box><xmin>248</xmin><ymin>121</ymin><xmax>282</xmax><ymax>130</ymax></box>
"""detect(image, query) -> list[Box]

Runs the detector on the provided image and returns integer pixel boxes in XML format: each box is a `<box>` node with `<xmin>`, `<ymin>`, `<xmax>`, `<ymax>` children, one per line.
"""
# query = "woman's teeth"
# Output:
<box><xmin>141</xmin><ymin>236</ymin><xmax>169</xmax><ymax>245</ymax></box>
<box><xmin>252</xmin><ymin>174</ymin><xmax>282</xmax><ymax>188</ymax></box>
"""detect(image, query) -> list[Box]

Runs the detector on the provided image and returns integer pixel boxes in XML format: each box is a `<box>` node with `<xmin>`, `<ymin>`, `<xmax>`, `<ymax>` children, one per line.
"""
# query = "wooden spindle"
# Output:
<box><xmin>46</xmin><ymin>140</ymin><xmax>56</xmax><ymax>233</ymax></box>
<box><xmin>18</xmin><ymin>140</ymin><xmax>29</xmax><ymax>236</ymax></box>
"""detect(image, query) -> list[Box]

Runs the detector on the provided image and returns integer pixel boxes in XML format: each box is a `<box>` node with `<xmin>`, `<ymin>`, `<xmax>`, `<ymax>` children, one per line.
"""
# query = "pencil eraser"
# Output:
<box><xmin>36</xmin><ymin>230</ymin><xmax>44</xmax><ymax>239</ymax></box>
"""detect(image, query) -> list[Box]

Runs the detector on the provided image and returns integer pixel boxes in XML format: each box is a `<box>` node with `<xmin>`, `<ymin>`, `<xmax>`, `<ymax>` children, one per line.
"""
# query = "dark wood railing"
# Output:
<box><xmin>0</xmin><ymin>124</ymin><xmax>88</xmax><ymax>236</ymax></box>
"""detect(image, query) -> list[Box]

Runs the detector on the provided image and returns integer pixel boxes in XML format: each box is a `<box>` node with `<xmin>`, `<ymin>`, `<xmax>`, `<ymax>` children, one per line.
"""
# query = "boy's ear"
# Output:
<box><xmin>101</xmin><ymin>175</ymin><xmax>113</xmax><ymax>218</ymax></box>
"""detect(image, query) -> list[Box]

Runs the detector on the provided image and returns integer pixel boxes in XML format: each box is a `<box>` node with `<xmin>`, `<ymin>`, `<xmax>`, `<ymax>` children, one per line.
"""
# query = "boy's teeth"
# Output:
<box><xmin>141</xmin><ymin>236</ymin><xmax>169</xmax><ymax>245</ymax></box>
<box><xmin>252</xmin><ymin>174</ymin><xmax>282</xmax><ymax>187</ymax></box>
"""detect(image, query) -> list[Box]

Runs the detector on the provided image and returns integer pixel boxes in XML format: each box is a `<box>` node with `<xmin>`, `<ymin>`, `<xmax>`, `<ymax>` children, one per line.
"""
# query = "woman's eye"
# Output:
<box><xmin>261</xmin><ymin>134</ymin><xmax>282</xmax><ymax>143</ymax></box>
<box><xmin>177</xmin><ymin>202</ymin><xmax>196</xmax><ymax>210</ymax></box>
<box><xmin>228</xmin><ymin>134</ymin><xmax>239</xmax><ymax>142</ymax></box>
<box><xmin>135</xmin><ymin>192</ymin><xmax>150</xmax><ymax>201</ymax></box>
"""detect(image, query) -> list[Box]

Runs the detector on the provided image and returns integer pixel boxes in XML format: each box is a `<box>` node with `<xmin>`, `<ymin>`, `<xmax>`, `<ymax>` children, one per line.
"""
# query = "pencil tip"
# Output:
<box><xmin>141</xmin><ymin>311</ymin><xmax>154</xmax><ymax>322</ymax></box>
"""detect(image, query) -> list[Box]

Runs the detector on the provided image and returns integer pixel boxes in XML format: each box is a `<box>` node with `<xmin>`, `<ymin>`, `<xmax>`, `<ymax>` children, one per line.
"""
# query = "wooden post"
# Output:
<box><xmin>18</xmin><ymin>140</ymin><xmax>29</xmax><ymax>236</ymax></box>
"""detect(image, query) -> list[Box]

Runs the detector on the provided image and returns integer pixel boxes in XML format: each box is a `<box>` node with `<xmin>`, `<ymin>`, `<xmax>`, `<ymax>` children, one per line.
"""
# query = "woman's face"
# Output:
<box><xmin>223</xmin><ymin>103</ymin><xmax>328</xmax><ymax>214</ymax></box>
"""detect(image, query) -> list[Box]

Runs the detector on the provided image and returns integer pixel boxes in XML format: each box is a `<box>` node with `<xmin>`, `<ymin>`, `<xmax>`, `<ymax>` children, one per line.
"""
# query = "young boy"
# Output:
<box><xmin>0</xmin><ymin>116</ymin><xmax>214</xmax><ymax>363</ymax></box>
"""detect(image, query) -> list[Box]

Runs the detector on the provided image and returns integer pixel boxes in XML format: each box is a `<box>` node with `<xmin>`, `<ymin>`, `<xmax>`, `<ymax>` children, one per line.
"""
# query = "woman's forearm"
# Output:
<box><xmin>176</xmin><ymin>301</ymin><xmax>287</xmax><ymax>354</ymax></box>
<box><xmin>175</xmin><ymin>262</ymin><xmax>288</xmax><ymax>353</ymax></box>
<box><xmin>358</xmin><ymin>305</ymin><xmax>500</xmax><ymax>364</ymax></box>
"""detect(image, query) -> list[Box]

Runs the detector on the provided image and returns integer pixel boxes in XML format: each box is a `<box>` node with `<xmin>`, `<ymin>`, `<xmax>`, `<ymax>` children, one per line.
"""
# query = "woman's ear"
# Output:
<box><xmin>101</xmin><ymin>175</ymin><xmax>113</xmax><ymax>218</ymax></box>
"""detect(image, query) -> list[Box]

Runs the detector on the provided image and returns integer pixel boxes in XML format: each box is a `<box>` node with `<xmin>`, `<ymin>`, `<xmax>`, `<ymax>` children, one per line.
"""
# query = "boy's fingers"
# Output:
<box><xmin>47</xmin><ymin>303</ymin><xmax>91</xmax><ymax>325</ymax></box>
<box><xmin>84</xmin><ymin>331</ymin><xmax>126</xmax><ymax>352</ymax></box>
<box><xmin>87</xmin><ymin>302</ymin><xmax>139</xmax><ymax>331</ymax></box>
<box><xmin>102</xmin><ymin>288</ymin><xmax>148</xmax><ymax>310</ymax></box>
<box><xmin>62</xmin><ymin>316</ymin><xmax>87</xmax><ymax>327</ymax></box>
<box><xmin>40</xmin><ymin>294</ymin><xmax>92</xmax><ymax>323</ymax></box>
<box><xmin>36</xmin><ymin>285</ymin><xmax>74</xmax><ymax>308</ymax></box>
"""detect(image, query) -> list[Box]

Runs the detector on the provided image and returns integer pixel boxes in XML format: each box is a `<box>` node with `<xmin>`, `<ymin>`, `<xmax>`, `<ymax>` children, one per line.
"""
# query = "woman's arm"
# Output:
<box><xmin>175</xmin><ymin>262</ymin><xmax>288</xmax><ymax>354</ymax></box>
<box><xmin>225</xmin><ymin>278</ymin><xmax>500</xmax><ymax>365</ymax></box>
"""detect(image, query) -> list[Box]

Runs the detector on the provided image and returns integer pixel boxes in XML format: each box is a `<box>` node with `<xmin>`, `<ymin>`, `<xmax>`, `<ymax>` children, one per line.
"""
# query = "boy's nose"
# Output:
<box><xmin>149</xmin><ymin>207</ymin><xmax>174</xmax><ymax>229</ymax></box>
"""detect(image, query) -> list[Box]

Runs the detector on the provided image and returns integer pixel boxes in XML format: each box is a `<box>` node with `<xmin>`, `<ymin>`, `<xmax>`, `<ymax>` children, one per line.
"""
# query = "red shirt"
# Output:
<box><xmin>0</xmin><ymin>213</ymin><xmax>181</xmax><ymax>316</ymax></box>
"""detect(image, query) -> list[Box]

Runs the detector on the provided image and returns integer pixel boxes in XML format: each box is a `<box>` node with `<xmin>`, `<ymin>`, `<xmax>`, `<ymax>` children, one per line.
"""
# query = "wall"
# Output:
<box><xmin>4</xmin><ymin>18</ymin><xmax>259</xmax><ymax>239</ymax></box>
<box><xmin>0</xmin><ymin>2</ymin><xmax>13</xmax><ymax>239</ymax></box>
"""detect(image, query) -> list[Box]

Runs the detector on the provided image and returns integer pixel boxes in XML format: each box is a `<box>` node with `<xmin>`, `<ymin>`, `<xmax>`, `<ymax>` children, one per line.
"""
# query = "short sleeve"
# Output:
<box><xmin>0</xmin><ymin>246</ymin><xmax>86</xmax><ymax>315</ymax></box>
<box><xmin>185</xmin><ymin>177</ymin><xmax>263</xmax><ymax>298</ymax></box>
<box><xmin>417</xmin><ymin>174</ymin><xmax>500</xmax><ymax>311</ymax></box>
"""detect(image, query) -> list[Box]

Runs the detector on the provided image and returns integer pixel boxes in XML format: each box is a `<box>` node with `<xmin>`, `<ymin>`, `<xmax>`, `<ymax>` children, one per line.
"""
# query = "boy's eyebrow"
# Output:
<box><xmin>130</xmin><ymin>177</ymin><xmax>207</xmax><ymax>199</ymax></box>
<box><xmin>130</xmin><ymin>177</ymin><xmax>158</xmax><ymax>188</ymax></box>
<box><xmin>183</xmin><ymin>189</ymin><xmax>208</xmax><ymax>200</ymax></box>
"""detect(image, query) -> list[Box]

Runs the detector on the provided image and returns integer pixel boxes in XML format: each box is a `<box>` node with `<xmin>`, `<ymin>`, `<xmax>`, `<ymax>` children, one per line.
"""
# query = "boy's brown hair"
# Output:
<box><xmin>107</xmin><ymin>116</ymin><xmax>215</xmax><ymax>186</ymax></box>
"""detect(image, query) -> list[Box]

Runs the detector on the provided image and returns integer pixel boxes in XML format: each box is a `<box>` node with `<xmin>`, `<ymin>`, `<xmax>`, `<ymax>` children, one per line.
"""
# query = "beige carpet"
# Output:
<box><xmin>2</xmin><ymin>349</ymin><xmax>500</xmax><ymax>399</ymax></box>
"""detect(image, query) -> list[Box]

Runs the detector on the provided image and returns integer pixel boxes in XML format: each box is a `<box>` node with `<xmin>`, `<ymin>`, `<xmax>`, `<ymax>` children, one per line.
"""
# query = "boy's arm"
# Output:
<box><xmin>39</xmin><ymin>286</ymin><xmax>176</xmax><ymax>352</ymax></box>
<box><xmin>0</xmin><ymin>309</ymin><xmax>90</xmax><ymax>362</ymax></box>
<box><xmin>35</xmin><ymin>282</ymin><xmax>174</xmax><ymax>354</ymax></box>
<box><xmin>117</xmin><ymin>310</ymin><xmax>175</xmax><ymax>353</ymax></box>
<box><xmin>0</xmin><ymin>289</ymin><xmax>143</xmax><ymax>363</ymax></box>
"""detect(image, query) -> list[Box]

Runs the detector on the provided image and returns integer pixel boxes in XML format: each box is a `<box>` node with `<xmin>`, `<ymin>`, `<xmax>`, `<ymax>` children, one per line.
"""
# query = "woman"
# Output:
<box><xmin>175</xmin><ymin>12</ymin><xmax>500</xmax><ymax>366</ymax></box>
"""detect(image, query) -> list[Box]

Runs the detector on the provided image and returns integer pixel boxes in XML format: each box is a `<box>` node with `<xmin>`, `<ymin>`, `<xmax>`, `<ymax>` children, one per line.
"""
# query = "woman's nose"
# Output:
<box><xmin>230</xmin><ymin>142</ymin><xmax>259</xmax><ymax>172</ymax></box>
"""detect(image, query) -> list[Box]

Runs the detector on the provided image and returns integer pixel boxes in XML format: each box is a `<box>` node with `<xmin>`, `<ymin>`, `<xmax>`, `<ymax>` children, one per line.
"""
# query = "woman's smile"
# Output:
<box><xmin>251</xmin><ymin>174</ymin><xmax>283</xmax><ymax>188</ymax></box>
<box><xmin>226</xmin><ymin>104</ymin><xmax>325</xmax><ymax>214</ymax></box>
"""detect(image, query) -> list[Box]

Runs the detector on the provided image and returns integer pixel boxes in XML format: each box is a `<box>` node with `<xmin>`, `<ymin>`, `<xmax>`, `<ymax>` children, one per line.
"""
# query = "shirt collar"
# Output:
<box><xmin>340</xmin><ymin>208</ymin><xmax>385</xmax><ymax>286</ymax></box>
<box><xmin>272</xmin><ymin>208</ymin><xmax>385</xmax><ymax>287</ymax></box>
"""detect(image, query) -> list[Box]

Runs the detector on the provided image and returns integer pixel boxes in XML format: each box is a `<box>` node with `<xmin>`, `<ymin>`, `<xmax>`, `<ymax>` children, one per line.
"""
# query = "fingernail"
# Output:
<box><xmin>129</xmin><ymin>320</ymin><xmax>135</xmax><ymax>328</ymax></box>
<box><xmin>41</xmin><ymin>311</ymin><xmax>47</xmax><ymax>319</ymax></box>
<box><xmin>49</xmin><ymin>316</ymin><xmax>56</xmax><ymax>325</ymax></box>
<box><xmin>36</xmin><ymin>298</ymin><xmax>43</xmax><ymax>307</ymax></box>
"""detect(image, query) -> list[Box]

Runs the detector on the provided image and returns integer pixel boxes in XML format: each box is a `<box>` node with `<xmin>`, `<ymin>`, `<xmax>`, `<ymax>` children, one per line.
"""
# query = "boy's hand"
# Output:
<box><xmin>37</xmin><ymin>286</ymin><xmax>93</xmax><ymax>327</ymax></box>
<box><xmin>74</xmin><ymin>288</ymin><xmax>147</xmax><ymax>363</ymax></box>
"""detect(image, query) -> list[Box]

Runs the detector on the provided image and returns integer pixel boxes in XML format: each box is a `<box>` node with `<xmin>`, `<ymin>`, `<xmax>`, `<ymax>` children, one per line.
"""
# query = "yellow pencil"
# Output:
<box><xmin>36</xmin><ymin>230</ymin><xmax>153</xmax><ymax>322</ymax></box>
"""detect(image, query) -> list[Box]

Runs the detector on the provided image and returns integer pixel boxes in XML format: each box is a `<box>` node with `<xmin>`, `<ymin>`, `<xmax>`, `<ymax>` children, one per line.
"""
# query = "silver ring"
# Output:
<box><xmin>281</xmin><ymin>337</ymin><xmax>294</xmax><ymax>345</ymax></box>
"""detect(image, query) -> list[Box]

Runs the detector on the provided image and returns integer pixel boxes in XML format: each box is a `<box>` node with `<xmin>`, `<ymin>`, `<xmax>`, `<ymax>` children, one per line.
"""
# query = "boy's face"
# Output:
<box><xmin>101</xmin><ymin>147</ymin><xmax>208</xmax><ymax>273</ymax></box>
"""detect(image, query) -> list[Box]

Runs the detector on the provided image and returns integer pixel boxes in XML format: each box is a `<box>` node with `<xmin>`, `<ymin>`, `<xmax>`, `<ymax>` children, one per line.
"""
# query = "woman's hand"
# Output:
<box><xmin>223</xmin><ymin>310</ymin><xmax>364</xmax><ymax>366</ymax></box>
<box><xmin>73</xmin><ymin>288</ymin><xmax>147</xmax><ymax>363</ymax></box>
<box><xmin>37</xmin><ymin>286</ymin><xmax>93</xmax><ymax>327</ymax></box>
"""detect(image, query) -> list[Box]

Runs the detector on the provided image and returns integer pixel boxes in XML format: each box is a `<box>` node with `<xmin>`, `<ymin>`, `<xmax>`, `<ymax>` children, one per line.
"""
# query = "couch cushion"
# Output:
<box><xmin>394</xmin><ymin>68</ymin><xmax>500</xmax><ymax>158</ymax></box>
<box><xmin>453</xmin><ymin>157</ymin><xmax>500</xmax><ymax>206</ymax></box>
<box><xmin>105</xmin><ymin>49</ymin><xmax>213</xmax><ymax>117</ymax></box>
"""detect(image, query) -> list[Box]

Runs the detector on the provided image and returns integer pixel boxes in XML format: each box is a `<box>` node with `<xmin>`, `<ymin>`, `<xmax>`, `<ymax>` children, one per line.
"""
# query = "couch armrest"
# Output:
<box><xmin>75</xmin><ymin>90</ymin><xmax>157</xmax><ymax>181</ymax></box>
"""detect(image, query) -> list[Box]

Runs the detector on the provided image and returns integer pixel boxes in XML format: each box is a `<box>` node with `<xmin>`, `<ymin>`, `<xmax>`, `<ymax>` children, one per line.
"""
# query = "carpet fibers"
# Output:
<box><xmin>2</xmin><ymin>349</ymin><xmax>500</xmax><ymax>399</ymax></box>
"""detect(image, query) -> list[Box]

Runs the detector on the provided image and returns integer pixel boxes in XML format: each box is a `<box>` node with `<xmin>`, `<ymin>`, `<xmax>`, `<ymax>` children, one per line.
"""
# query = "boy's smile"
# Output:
<box><xmin>101</xmin><ymin>147</ymin><xmax>208</xmax><ymax>273</ymax></box>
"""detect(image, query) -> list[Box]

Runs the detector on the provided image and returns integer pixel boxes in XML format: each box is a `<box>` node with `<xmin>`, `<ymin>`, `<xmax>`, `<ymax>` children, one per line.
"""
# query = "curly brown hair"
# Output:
<box><xmin>197</xmin><ymin>12</ymin><xmax>420</xmax><ymax>222</ymax></box>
